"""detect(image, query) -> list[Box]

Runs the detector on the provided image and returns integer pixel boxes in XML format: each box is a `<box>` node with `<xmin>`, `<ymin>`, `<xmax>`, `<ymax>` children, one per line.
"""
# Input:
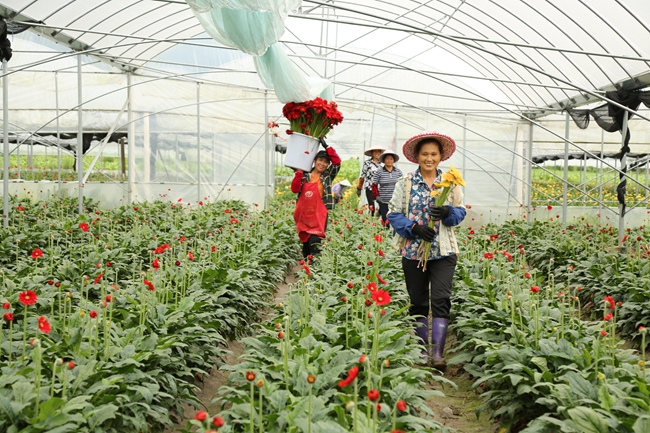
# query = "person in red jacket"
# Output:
<box><xmin>290</xmin><ymin>143</ymin><xmax>341</xmax><ymax>258</ymax></box>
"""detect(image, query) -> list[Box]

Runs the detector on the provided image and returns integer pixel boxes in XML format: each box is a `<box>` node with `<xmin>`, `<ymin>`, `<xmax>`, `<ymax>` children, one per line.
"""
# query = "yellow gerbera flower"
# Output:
<box><xmin>429</xmin><ymin>189</ymin><xmax>442</xmax><ymax>198</ymax></box>
<box><xmin>447</xmin><ymin>165</ymin><xmax>466</xmax><ymax>186</ymax></box>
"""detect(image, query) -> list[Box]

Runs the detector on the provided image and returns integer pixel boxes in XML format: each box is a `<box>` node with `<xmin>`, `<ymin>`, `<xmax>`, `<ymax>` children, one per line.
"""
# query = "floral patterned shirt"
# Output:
<box><xmin>360</xmin><ymin>159</ymin><xmax>381</xmax><ymax>190</ymax></box>
<box><xmin>387</xmin><ymin>168</ymin><xmax>466</xmax><ymax>260</ymax></box>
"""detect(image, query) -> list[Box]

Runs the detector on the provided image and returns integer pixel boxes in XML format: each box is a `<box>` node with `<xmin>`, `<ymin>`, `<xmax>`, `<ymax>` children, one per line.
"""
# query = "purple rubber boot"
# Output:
<box><xmin>415</xmin><ymin>317</ymin><xmax>430</xmax><ymax>364</ymax></box>
<box><xmin>431</xmin><ymin>318</ymin><xmax>449</xmax><ymax>370</ymax></box>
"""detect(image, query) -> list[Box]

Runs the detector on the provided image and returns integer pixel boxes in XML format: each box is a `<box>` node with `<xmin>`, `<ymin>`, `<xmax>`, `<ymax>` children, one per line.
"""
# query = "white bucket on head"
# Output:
<box><xmin>284</xmin><ymin>132</ymin><xmax>321</xmax><ymax>171</ymax></box>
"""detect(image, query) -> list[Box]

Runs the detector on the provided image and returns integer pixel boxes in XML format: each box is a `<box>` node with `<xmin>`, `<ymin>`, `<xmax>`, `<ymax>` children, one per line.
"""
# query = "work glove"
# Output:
<box><xmin>412</xmin><ymin>224</ymin><xmax>436</xmax><ymax>242</ymax></box>
<box><xmin>319</xmin><ymin>138</ymin><xmax>329</xmax><ymax>149</ymax></box>
<box><xmin>429</xmin><ymin>205</ymin><xmax>450</xmax><ymax>221</ymax></box>
<box><xmin>356</xmin><ymin>188</ymin><xmax>362</xmax><ymax>197</ymax></box>
<box><xmin>371</xmin><ymin>183</ymin><xmax>380</xmax><ymax>199</ymax></box>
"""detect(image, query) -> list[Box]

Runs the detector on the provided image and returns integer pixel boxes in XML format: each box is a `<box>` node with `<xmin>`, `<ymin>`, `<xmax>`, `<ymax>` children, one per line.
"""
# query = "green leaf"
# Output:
<box><xmin>566</xmin><ymin>407</ymin><xmax>609</xmax><ymax>433</ymax></box>
<box><xmin>597</xmin><ymin>385</ymin><xmax>615</xmax><ymax>411</ymax></box>
<box><xmin>86</xmin><ymin>404</ymin><xmax>118</xmax><ymax>428</ymax></box>
<box><xmin>633</xmin><ymin>415</ymin><xmax>650</xmax><ymax>433</ymax></box>
<box><xmin>530</xmin><ymin>356</ymin><xmax>548</xmax><ymax>372</ymax></box>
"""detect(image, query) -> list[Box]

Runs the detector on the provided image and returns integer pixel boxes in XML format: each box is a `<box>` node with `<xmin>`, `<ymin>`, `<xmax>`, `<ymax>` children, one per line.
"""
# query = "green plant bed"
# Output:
<box><xmin>449</xmin><ymin>219</ymin><xmax>650</xmax><ymax>432</ymax></box>
<box><xmin>0</xmin><ymin>196</ymin><xmax>298</xmax><ymax>432</ymax></box>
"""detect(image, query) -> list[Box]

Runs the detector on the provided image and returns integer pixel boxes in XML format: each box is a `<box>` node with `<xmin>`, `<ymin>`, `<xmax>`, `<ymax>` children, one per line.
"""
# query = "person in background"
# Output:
<box><xmin>387</xmin><ymin>131</ymin><xmax>466</xmax><ymax>369</ymax></box>
<box><xmin>357</xmin><ymin>144</ymin><xmax>385</xmax><ymax>215</ymax></box>
<box><xmin>371</xmin><ymin>149</ymin><xmax>402</xmax><ymax>228</ymax></box>
<box><xmin>332</xmin><ymin>179</ymin><xmax>352</xmax><ymax>205</ymax></box>
<box><xmin>291</xmin><ymin>142</ymin><xmax>341</xmax><ymax>258</ymax></box>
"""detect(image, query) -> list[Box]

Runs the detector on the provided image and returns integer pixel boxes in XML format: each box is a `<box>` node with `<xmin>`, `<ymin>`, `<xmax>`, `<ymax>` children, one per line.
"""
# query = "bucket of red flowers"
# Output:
<box><xmin>282</xmin><ymin>97</ymin><xmax>344</xmax><ymax>171</ymax></box>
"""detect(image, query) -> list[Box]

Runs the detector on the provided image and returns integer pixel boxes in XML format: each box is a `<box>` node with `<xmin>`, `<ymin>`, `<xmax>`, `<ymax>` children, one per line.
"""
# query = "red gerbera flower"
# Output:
<box><xmin>367</xmin><ymin>389</ymin><xmax>380</xmax><ymax>402</ymax></box>
<box><xmin>372</xmin><ymin>289</ymin><xmax>391</xmax><ymax>306</ymax></box>
<box><xmin>89</xmin><ymin>310</ymin><xmax>98</xmax><ymax>318</ymax></box>
<box><xmin>3</xmin><ymin>312</ymin><xmax>14</xmax><ymax>322</ymax></box>
<box><xmin>37</xmin><ymin>316</ymin><xmax>51</xmax><ymax>334</ymax></box>
<box><xmin>194</xmin><ymin>411</ymin><xmax>207</xmax><ymax>421</ymax></box>
<box><xmin>245</xmin><ymin>371</ymin><xmax>256</xmax><ymax>381</ymax></box>
<box><xmin>212</xmin><ymin>416</ymin><xmax>225</xmax><ymax>427</ymax></box>
<box><xmin>152</xmin><ymin>258</ymin><xmax>160</xmax><ymax>270</ymax></box>
<box><xmin>530</xmin><ymin>286</ymin><xmax>540</xmax><ymax>293</ymax></box>
<box><xmin>396</xmin><ymin>400</ymin><xmax>407</xmax><ymax>411</ymax></box>
<box><xmin>79</xmin><ymin>222</ymin><xmax>89</xmax><ymax>232</ymax></box>
<box><xmin>604</xmin><ymin>313</ymin><xmax>613</xmax><ymax>321</ymax></box>
<box><xmin>604</xmin><ymin>296</ymin><xmax>615</xmax><ymax>310</ymax></box>
<box><xmin>144</xmin><ymin>280</ymin><xmax>155</xmax><ymax>291</ymax></box>
<box><xmin>93</xmin><ymin>273</ymin><xmax>103</xmax><ymax>284</ymax></box>
<box><xmin>31</xmin><ymin>249</ymin><xmax>43</xmax><ymax>260</ymax></box>
<box><xmin>19</xmin><ymin>290</ymin><xmax>37</xmax><ymax>306</ymax></box>
<box><xmin>337</xmin><ymin>366</ymin><xmax>359</xmax><ymax>388</ymax></box>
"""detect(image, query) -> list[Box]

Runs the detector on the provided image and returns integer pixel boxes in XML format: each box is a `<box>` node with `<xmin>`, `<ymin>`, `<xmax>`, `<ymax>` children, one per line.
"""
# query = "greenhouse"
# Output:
<box><xmin>0</xmin><ymin>1</ymin><xmax>649</xmax><ymax>432</ymax></box>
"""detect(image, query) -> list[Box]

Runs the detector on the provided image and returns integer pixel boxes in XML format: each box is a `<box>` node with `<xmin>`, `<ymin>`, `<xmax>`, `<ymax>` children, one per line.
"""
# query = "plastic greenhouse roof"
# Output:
<box><xmin>1</xmin><ymin>0</ymin><xmax>649</xmax><ymax>119</ymax></box>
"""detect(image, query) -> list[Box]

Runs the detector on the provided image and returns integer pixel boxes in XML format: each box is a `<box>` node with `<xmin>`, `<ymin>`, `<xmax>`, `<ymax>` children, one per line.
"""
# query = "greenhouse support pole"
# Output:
<box><xmin>462</xmin><ymin>114</ymin><xmax>467</xmax><ymax>179</ymax></box>
<box><xmin>365</xmin><ymin>106</ymin><xmax>376</xmax><ymax>158</ymax></box>
<box><xmin>56</xmin><ymin>71</ymin><xmax>61</xmax><ymax>196</ymax></box>
<box><xmin>526</xmin><ymin>122</ymin><xmax>533</xmax><ymax>218</ymax></box>
<box><xmin>562</xmin><ymin>112</ymin><xmax>569</xmax><ymax>228</ymax></box>
<box><xmin>506</xmin><ymin>124</ymin><xmax>519</xmax><ymax>218</ymax></box>
<box><xmin>598</xmin><ymin>129</ymin><xmax>604</xmax><ymax>219</ymax></box>
<box><xmin>77</xmin><ymin>54</ymin><xmax>83</xmax><ymax>215</ymax></box>
<box><xmin>197</xmin><ymin>82</ymin><xmax>201</xmax><ymax>202</ymax></box>
<box><xmin>264</xmin><ymin>91</ymin><xmax>270</xmax><ymax>208</ymax></box>
<box><xmin>619</xmin><ymin>111</ymin><xmax>628</xmax><ymax>248</ymax></box>
<box><xmin>583</xmin><ymin>153</ymin><xmax>587</xmax><ymax>208</ymax></box>
<box><xmin>394</xmin><ymin>107</ymin><xmax>398</xmax><ymax>151</ymax></box>
<box><xmin>2</xmin><ymin>60</ymin><xmax>9</xmax><ymax>228</ymax></box>
<box><xmin>645</xmin><ymin>160</ymin><xmax>650</xmax><ymax>207</ymax></box>
<box><xmin>127</xmin><ymin>73</ymin><xmax>134</xmax><ymax>204</ymax></box>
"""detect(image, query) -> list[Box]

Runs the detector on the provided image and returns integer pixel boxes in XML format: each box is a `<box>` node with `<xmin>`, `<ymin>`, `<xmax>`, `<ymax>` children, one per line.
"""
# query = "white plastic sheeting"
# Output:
<box><xmin>1</xmin><ymin>1</ymin><xmax>649</xmax><ymax>214</ymax></box>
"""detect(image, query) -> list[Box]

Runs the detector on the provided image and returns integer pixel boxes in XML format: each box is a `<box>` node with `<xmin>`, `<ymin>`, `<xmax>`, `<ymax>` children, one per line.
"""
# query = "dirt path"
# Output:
<box><xmin>167</xmin><ymin>265</ymin><xmax>299</xmax><ymax>431</ymax></box>
<box><xmin>426</xmin><ymin>334</ymin><xmax>500</xmax><ymax>433</ymax></box>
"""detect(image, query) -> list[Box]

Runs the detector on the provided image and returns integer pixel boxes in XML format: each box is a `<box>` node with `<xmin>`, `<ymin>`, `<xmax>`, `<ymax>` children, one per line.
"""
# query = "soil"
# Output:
<box><xmin>167</xmin><ymin>267</ymin><xmax>502</xmax><ymax>433</ymax></box>
<box><xmin>427</xmin><ymin>363</ymin><xmax>501</xmax><ymax>433</ymax></box>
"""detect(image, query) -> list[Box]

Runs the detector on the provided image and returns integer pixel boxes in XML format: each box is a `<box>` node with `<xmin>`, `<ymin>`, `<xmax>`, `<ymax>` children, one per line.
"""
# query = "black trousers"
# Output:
<box><xmin>365</xmin><ymin>189</ymin><xmax>377</xmax><ymax>215</ymax></box>
<box><xmin>402</xmin><ymin>255</ymin><xmax>457</xmax><ymax>319</ymax></box>
<box><xmin>302</xmin><ymin>235</ymin><xmax>322</xmax><ymax>258</ymax></box>
<box><xmin>378</xmin><ymin>202</ymin><xmax>390</xmax><ymax>228</ymax></box>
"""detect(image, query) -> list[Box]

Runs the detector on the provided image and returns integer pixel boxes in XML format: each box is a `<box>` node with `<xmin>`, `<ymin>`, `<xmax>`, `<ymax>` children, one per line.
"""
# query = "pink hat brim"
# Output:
<box><xmin>402</xmin><ymin>131</ymin><xmax>456</xmax><ymax>163</ymax></box>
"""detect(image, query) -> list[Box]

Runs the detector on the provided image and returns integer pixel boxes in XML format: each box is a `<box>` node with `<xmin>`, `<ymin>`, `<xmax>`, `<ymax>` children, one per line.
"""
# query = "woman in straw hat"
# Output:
<box><xmin>357</xmin><ymin>144</ymin><xmax>386</xmax><ymax>215</ymax></box>
<box><xmin>387</xmin><ymin>131</ymin><xmax>466</xmax><ymax>369</ymax></box>
<box><xmin>371</xmin><ymin>149</ymin><xmax>402</xmax><ymax>228</ymax></box>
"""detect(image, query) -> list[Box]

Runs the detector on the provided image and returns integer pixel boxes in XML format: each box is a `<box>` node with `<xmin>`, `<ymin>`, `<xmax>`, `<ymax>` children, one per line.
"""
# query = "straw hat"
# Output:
<box><xmin>378</xmin><ymin>149</ymin><xmax>399</xmax><ymax>163</ymax></box>
<box><xmin>364</xmin><ymin>144</ymin><xmax>386</xmax><ymax>157</ymax></box>
<box><xmin>338</xmin><ymin>179</ymin><xmax>352</xmax><ymax>187</ymax></box>
<box><xmin>402</xmin><ymin>131</ymin><xmax>456</xmax><ymax>163</ymax></box>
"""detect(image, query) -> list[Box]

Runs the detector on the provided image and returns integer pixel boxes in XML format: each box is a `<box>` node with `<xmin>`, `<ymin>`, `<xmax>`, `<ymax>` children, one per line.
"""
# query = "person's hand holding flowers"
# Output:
<box><xmin>417</xmin><ymin>166</ymin><xmax>465</xmax><ymax>269</ymax></box>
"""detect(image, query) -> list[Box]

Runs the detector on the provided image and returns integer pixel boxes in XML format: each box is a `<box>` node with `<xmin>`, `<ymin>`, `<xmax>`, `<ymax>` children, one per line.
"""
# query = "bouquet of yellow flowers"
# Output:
<box><xmin>417</xmin><ymin>166</ymin><xmax>465</xmax><ymax>269</ymax></box>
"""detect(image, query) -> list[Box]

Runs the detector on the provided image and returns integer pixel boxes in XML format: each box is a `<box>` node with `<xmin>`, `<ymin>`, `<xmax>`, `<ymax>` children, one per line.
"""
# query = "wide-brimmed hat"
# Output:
<box><xmin>364</xmin><ymin>144</ymin><xmax>386</xmax><ymax>157</ymax></box>
<box><xmin>378</xmin><ymin>149</ymin><xmax>400</xmax><ymax>164</ymax></box>
<box><xmin>402</xmin><ymin>131</ymin><xmax>456</xmax><ymax>163</ymax></box>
